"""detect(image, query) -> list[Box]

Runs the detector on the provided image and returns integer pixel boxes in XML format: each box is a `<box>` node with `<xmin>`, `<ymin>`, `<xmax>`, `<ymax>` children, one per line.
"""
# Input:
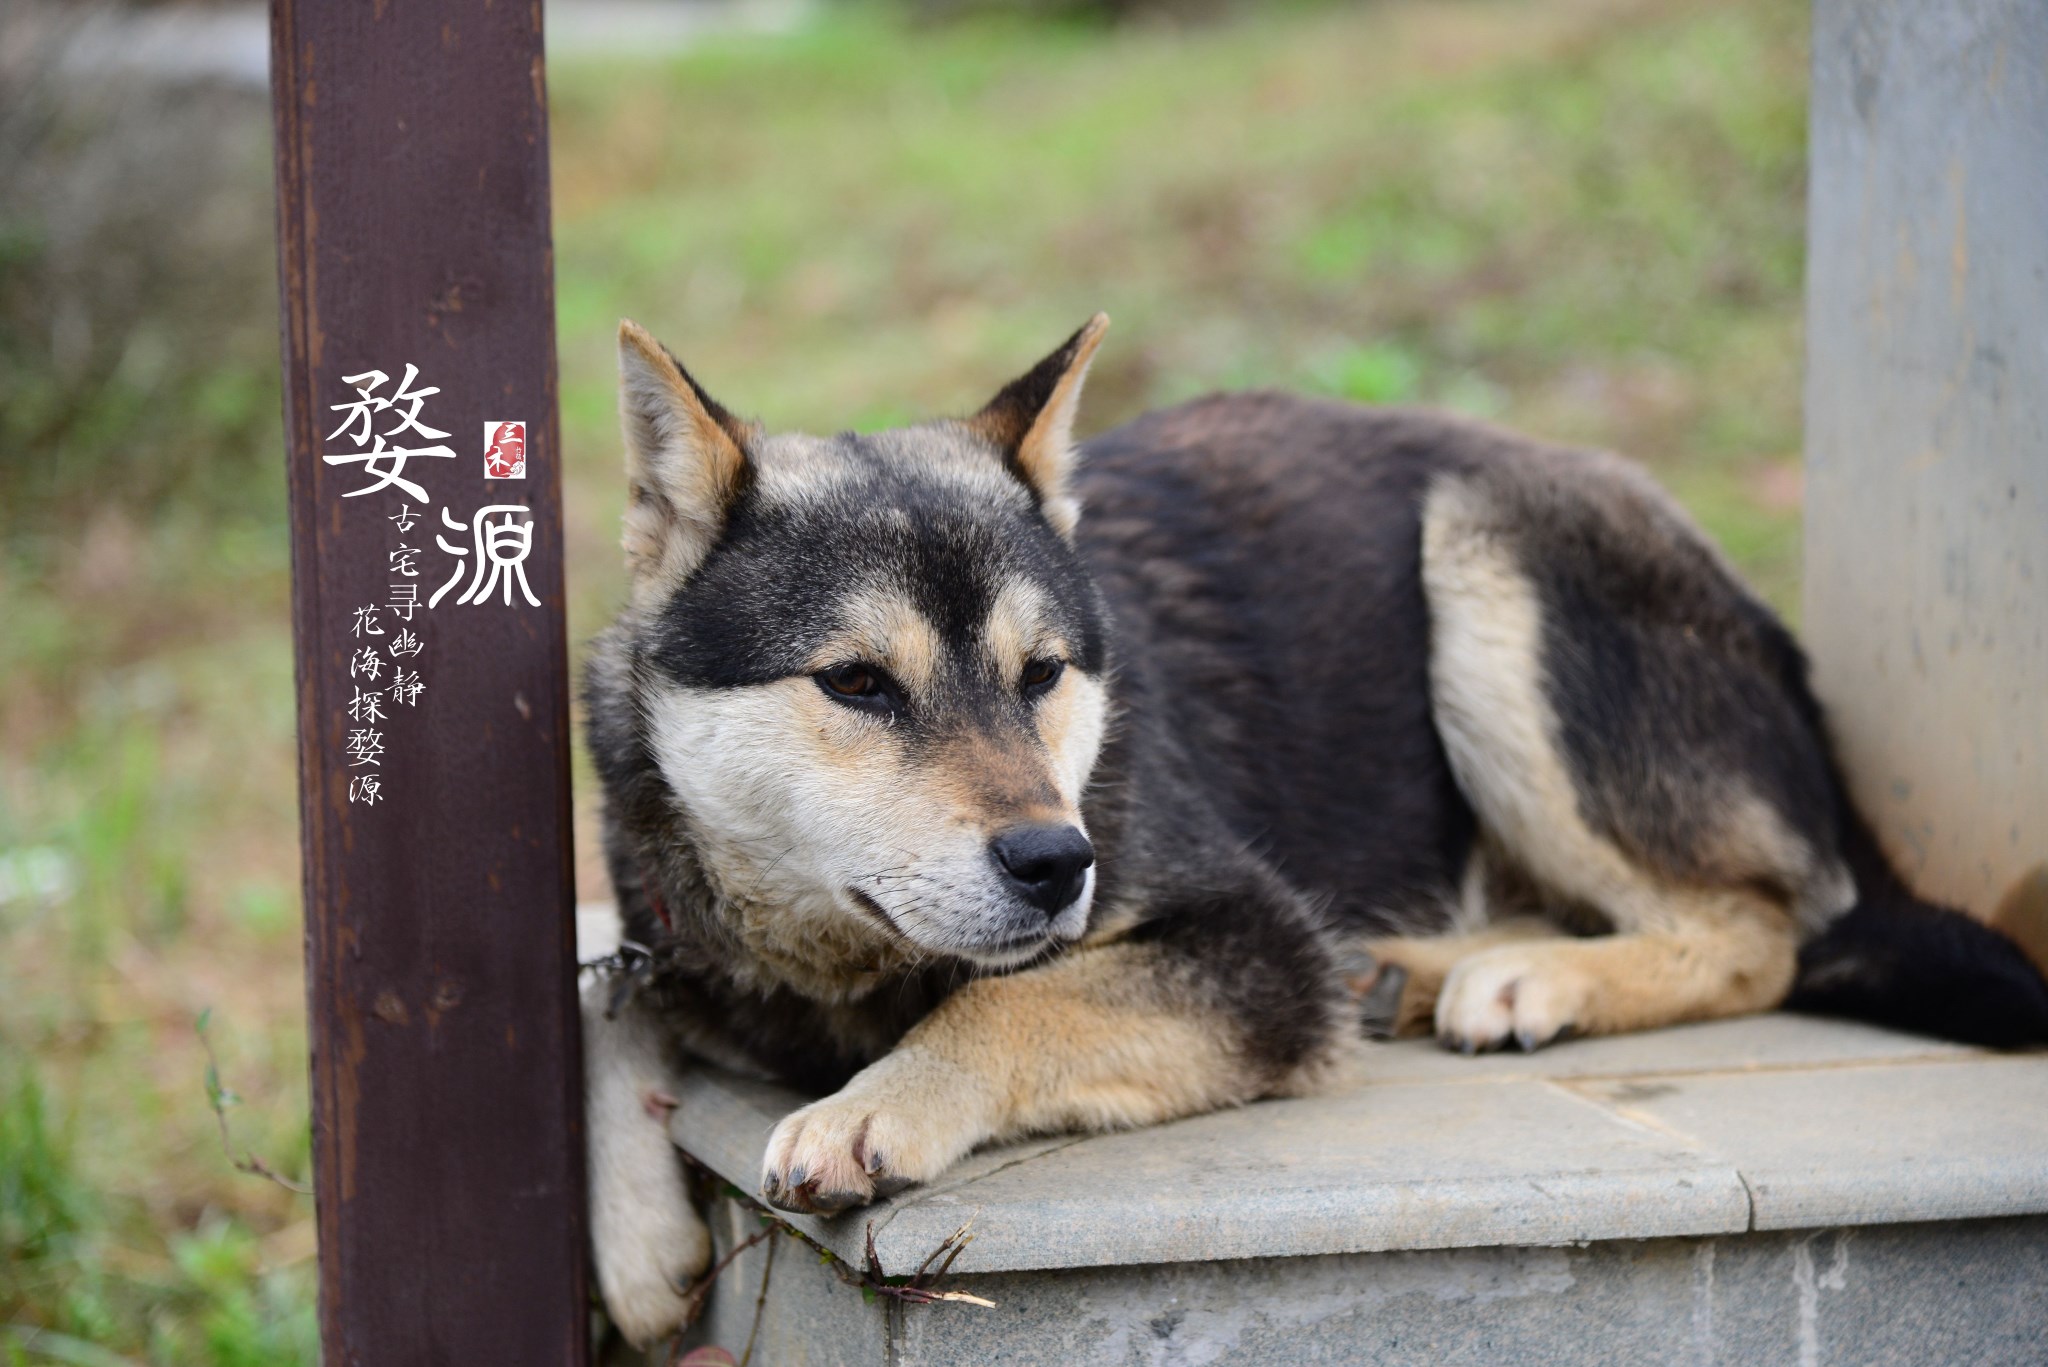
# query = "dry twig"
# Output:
<box><xmin>863</xmin><ymin>1217</ymin><xmax>994</xmax><ymax>1307</ymax></box>
<box><xmin>738</xmin><ymin>1225</ymin><xmax>777</xmax><ymax>1367</ymax></box>
<box><xmin>672</xmin><ymin>1224</ymin><xmax>776</xmax><ymax>1350</ymax></box>
<box><xmin>195</xmin><ymin>1008</ymin><xmax>312</xmax><ymax>1195</ymax></box>
<box><xmin>675</xmin><ymin>1151</ymin><xmax>996</xmax><ymax>1313</ymax></box>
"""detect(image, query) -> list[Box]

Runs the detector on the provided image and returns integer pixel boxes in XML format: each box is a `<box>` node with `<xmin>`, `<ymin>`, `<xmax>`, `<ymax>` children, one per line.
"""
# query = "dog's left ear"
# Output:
<box><xmin>967</xmin><ymin>313</ymin><xmax>1109</xmax><ymax>539</ymax></box>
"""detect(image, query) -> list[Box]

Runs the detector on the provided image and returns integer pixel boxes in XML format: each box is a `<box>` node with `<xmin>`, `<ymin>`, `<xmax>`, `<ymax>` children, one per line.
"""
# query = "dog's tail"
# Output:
<box><xmin>1787</xmin><ymin>807</ymin><xmax>2048</xmax><ymax>1047</ymax></box>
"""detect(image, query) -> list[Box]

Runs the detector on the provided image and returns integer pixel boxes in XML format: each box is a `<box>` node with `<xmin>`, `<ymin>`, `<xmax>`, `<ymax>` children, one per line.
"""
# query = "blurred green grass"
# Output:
<box><xmin>1</xmin><ymin>0</ymin><xmax>1809</xmax><ymax>1358</ymax></box>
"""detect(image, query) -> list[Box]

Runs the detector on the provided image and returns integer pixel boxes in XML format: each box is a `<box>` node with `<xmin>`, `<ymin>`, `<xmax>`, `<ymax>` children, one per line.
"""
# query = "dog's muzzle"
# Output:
<box><xmin>988</xmin><ymin>823</ymin><xmax>1095</xmax><ymax>916</ymax></box>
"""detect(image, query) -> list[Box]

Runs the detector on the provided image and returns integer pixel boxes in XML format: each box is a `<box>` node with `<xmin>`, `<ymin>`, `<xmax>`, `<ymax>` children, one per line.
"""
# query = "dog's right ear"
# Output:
<box><xmin>617</xmin><ymin>319</ymin><xmax>754</xmax><ymax>591</ymax></box>
<box><xmin>967</xmin><ymin>313</ymin><xmax>1108</xmax><ymax>540</ymax></box>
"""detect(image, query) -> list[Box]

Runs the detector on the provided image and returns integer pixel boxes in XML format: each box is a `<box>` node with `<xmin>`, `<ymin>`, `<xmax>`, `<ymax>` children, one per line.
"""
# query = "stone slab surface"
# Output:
<box><xmin>669</xmin><ymin>1015</ymin><xmax>2048</xmax><ymax>1274</ymax></box>
<box><xmin>867</xmin><ymin>1082</ymin><xmax>1748</xmax><ymax>1273</ymax></box>
<box><xmin>1357</xmin><ymin>1011</ymin><xmax>1973</xmax><ymax>1083</ymax></box>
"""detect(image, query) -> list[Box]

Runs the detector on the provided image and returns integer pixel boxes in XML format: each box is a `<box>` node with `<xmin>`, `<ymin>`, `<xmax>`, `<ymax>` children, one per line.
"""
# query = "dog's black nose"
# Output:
<box><xmin>989</xmin><ymin>824</ymin><xmax>1094</xmax><ymax>915</ymax></box>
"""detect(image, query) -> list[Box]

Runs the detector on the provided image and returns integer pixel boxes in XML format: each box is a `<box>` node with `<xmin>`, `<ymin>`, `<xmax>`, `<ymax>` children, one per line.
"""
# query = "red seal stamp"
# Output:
<box><xmin>484</xmin><ymin>420</ymin><xmax>527</xmax><ymax>479</ymax></box>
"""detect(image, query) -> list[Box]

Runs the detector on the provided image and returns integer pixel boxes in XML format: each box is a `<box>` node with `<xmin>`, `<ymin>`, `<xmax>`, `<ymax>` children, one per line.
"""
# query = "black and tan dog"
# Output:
<box><xmin>581</xmin><ymin>317</ymin><xmax>2048</xmax><ymax>1343</ymax></box>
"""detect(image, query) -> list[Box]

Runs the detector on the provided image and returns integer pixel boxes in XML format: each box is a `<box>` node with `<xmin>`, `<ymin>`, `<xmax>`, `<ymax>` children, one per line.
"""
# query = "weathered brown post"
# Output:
<box><xmin>268</xmin><ymin>4</ymin><xmax>588</xmax><ymax>1361</ymax></box>
<box><xmin>1804</xmin><ymin>1</ymin><xmax>2047</xmax><ymax>929</ymax></box>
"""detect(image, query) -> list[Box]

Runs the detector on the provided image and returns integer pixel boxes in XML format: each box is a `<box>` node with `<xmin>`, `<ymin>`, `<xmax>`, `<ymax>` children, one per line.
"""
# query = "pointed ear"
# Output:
<box><xmin>617</xmin><ymin>319</ymin><xmax>755</xmax><ymax>593</ymax></box>
<box><xmin>966</xmin><ymin>313</ymin><xmax>1109</xmax><ymax>538</ymax></box>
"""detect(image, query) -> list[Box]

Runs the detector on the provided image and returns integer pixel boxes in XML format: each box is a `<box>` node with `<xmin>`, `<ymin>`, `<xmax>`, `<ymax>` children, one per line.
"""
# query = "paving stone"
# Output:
<box><xmin>1565</xmin><ymin>1054</ymin><xmax>2048</xmax><ymax>1230</ymax></box>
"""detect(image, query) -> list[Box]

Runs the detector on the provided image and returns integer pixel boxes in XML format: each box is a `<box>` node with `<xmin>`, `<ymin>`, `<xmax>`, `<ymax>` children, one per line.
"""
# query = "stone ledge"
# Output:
<box><xmin>668</xmin><ymin>1015</ymin><xmax>2048</xmax><ymax>1275</ymax></box>
<box><xmin>677</xmin><ymin>1211</ymin><xmax>2048</xmax><ymax>1367</ymax></box>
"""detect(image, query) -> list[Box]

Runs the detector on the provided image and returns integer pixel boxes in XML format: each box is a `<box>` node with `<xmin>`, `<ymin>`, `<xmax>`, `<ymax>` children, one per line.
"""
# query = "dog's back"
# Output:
<box><xmin>1075</xmin><ymin>391</ymin><xmax>2048</xmax><ymax>1045</ymax></box>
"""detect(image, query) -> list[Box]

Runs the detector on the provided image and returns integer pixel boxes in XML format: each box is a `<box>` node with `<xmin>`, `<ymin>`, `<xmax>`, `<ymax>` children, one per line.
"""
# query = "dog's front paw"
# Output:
<box><xmin>592</xmin><ymin>1183</ymin><xmax>711</xmax><ymax>1347</ymax></box>
<box><xmin>760</xmin><ymin>1074</ymin><xmax>983</xmax><ymax>1215</ymax></box>
<box><xmin>1435</xmin><ymin>945</ymin><xmax>1589</xmax><ymax>1054</ymax></box>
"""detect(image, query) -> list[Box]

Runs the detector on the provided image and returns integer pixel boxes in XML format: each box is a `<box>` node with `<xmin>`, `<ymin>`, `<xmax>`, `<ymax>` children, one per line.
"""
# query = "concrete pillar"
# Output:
<box><xmin>1804</xmin><ymin>0</ymin><xmax>2047</xmax><ymax>920</ymax></box>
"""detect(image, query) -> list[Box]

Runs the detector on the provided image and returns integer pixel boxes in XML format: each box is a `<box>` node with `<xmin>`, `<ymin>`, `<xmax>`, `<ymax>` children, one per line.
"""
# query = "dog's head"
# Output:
<box><xmin>614</xmin><ymin>317</ymin><xmax>1113</xmax><ymax>974</ymax></box>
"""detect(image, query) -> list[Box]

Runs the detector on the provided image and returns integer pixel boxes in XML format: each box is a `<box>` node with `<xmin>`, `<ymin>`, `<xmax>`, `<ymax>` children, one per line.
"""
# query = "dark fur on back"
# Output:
<box><xmin>1512</xmin><ymin>463</ymin><xmax>1841</xmax><ymax>899</ymax></box>
<box><xmin>1075</xmin><ymin>395</ymin><xmax>1476</xmax><ymax>931</ymax></box>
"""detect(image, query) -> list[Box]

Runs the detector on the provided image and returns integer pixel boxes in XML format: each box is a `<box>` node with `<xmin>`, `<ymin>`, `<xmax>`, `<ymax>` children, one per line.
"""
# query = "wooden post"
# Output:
<box><xmin>268</xmin><ymin>3</ymin><xmax>588</xmax><ymax>1362</ymax></box>
<box><xmin>1804</xmin><ymin>0</ymin><xmax>2048</xmax><ymax>920</ymax></box>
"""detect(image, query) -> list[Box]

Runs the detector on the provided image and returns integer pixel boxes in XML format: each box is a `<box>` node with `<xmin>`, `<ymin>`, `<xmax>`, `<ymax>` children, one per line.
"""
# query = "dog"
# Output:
<box><xmin>580</xmin><ymin>316</ymin><xmax>2048</xmax><ymax>1344</ymax></box>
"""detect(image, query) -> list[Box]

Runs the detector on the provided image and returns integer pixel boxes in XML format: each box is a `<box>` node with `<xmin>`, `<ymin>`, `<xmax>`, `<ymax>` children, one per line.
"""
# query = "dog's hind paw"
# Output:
<box><xmin>1434</xmin><ymin>945</ymin><xmax>1588</xmax><ymax>1054</ymax></box>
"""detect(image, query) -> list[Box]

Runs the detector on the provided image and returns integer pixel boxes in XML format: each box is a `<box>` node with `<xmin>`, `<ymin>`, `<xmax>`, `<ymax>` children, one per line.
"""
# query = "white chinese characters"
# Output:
<box><xmin>429</xmin><ymin>504</ymin><xmax>543</xmax><ymax>609</ymax></box>
<box><xmin>323</xmin><ymin>366</ymin><xmax>457</xmax><ymax>502</ymax></box>
<box><xmin>328</xmin><ymin>362</ymin><xmax>537</xmax><ymax>807</ymax></box>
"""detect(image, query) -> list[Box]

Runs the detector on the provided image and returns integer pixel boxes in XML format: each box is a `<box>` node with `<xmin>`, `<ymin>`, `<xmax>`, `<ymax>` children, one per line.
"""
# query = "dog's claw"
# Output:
<box><xmin>763</xmin><ymin>1180</ymin><xmax>811</xmax><ymax>1214</ymax></box>
<box><xmin>762</xmin><ymin>1171</ymin><xmax>881</xmax><ymax>1216</ymax></box>
<box><xmin>767</xmin><ymin>1178</ymin><xmax>903</xmax><ymax>1215</ymax></box>
<box><xmin>806</xmin><ymin>1188</ymin><xmax>861</xmax><ymax>1215</ymax></box>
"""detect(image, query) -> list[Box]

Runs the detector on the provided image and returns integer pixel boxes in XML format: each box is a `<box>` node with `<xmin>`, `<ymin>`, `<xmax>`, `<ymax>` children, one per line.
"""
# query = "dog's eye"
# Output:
<box><xmin>817</xmin><ymin>663</ymin><xmax>895</xmax><ymax>711</ymax></box>
<box><xmin>821</xmin><ymin>664</ymin><xmax>879</xmax><ymax>696</ymax></box>
<box><xmin>1021</xmin><ymin>659</ymin><xmax>1064</xmax><ymax>695</ymax></box>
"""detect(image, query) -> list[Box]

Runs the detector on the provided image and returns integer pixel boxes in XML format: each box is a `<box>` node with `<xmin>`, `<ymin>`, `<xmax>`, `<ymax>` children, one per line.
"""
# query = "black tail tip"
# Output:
<box><xmin>1788</xmin><ymin>900</ymin><xmax>2048</xmax><ymax>1048</ymax></box>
